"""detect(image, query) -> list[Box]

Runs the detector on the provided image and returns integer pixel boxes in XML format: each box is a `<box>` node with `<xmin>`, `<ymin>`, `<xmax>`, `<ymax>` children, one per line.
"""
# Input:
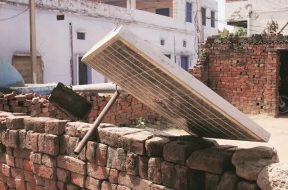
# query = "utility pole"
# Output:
<box><xmin>196</xmin><ymin>0</ymin><xmax>204</xmax><ymax>45</ymax></box>
<box><xmin>29</xmin><ymin>0</ymin><xmax>37</xmax><ymax>83</ymax></box>
<box><xmin>247</xmin><ymin>4</ymin><xmax>252</xmax><ymax>37</ymax></box>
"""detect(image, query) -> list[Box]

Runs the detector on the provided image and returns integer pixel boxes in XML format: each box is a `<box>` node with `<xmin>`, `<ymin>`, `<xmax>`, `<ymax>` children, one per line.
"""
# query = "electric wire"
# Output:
<box><xmin>0</xmin><ymin>7</ymin><xmax>28</xmax><ymax>22</ymax></box>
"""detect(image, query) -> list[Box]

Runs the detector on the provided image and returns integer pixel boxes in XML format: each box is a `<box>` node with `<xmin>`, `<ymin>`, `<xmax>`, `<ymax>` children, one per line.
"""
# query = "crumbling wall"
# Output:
<box><xmin>190</xmin><ymin>35</ymin><xmax>288</xmax><ymax>116</ymax></box>
<box><xmin>0</xmin><ymin>92</ymin><xmax>159</xmax><ymax>126</ymax></box>
<box><xmin>0</xmin><ymin>112</ymin><xmax>282</xmax><ymax>190</ymax></box>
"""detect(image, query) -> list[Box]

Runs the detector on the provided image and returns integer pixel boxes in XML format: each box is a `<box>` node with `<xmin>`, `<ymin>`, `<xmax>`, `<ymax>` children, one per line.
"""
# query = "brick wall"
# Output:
<box><xmin>0</xmin><ymin>113</ymin><xmax>280</xmax><ymax>190</ymax></box>
<box><xmin>0</xmin><ymin>92</ymin><xmax>160</xmax><ymax>126</ymax></box>
<box><xmin>190</xmin><ymin>34</ymin><xmax>288</xmax><ymax>116</ymax></box>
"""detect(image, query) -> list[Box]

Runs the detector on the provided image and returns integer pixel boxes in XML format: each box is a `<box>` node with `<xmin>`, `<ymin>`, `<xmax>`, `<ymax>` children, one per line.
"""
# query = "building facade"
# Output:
<box><xmin>0</xmin><ymin>0</ymin><xmax>217</xmax><ymax>85</ymax></box>
<box><xmin>226</xmin><ymin>0</ymin><xmax>288</xmax><ymax>36</ymax></box>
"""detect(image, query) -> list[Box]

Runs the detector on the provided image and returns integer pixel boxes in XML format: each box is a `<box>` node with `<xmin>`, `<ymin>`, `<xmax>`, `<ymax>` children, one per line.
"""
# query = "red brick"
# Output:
<box><xmin>108</xmin><ymin>169</ymin><xmax>119</xmax><ymax>184</ymax></box>
<box><xmin>125</xmin><ymin>153</ymin><xmax>138</xmax><ymax>176</ymax></box>
<box><xmin>15</xmin><ymin>158</ymin><xmax>24</xmax><ymax>168</ymax></box>
<box><xmin>6</xmin><ymin>116</ymin><xmax>27</xmax><ymax>130</ymax></box>
<box><xmin>44</xmin><ymin>179</ymin><xmax>57</xmax><ymax>189</ymax></box>
<box><xmin>57</xmin><ymin>168</ymin><xmax>70</xmax><ymax>183</ymax></box>
<box><xmin>98</xmin><ymin>126</ymin><xmax>143</xmax><ymax>148</ymax></box>
<box><xmin>34</xmin><ymin>175</ymin><xmax>45</xmax><ymax>186</ymax></box>
<box><xmin>11</xmin><ymin>167</ymin><xmax>24</xmax><ymax>179</ymax></box>
<box><xmin>5</xmin><ymin>154</ymin><xmax>15</xmax><ymax>167</ymax></box>
<box><xmin>57</xmin><ymin>181</ymin><xmax>65</xmax><ymax>190</ymax></box>
<box><xmin>57</xmin><ymin>156</ymin><xmax>86</xmax><ymax>175</ymax></box>
<box><xmin>85</xmin><ymin>176</ymin><xmax>100</xmax><ymax>190</ymax></box>
<box><xmin>6</xmin><ymin>177</ymin><xmax>16</xmax><ymax>188</ymax></box>
<box><xmin>107</xmin><ymin>148</ymin><xmax>126</xmax><ymax>171</ymax></box>
<box><xmin>86</xmin><ymin>142</ymin><xmax>107</xmax><ymax>166</ymax></box>
<box><xmin>32</xmin><ymin>164</ymin><xmax>55</xmax><ymax>179</ymax></box>
<box><xmin>19</xmin><ymin>129</ymin><xmax>26</xmax><ymax>149</ymax></box>
<box><xmin>118</xmin><ymin>172</ymin><xmax>152</xmax><ymax>190</ymax></box>
<box><xmin>14</xmin><ymin>148</ymin><xmax>30</xmax><ymax>159</ymax></box>
<box><xmin>30</xmin><ymin>153</ymin><xmax>42</xmax><ymax>165</ymax></box>
<box><xmin>117</xmin><ymin>185</ymin><xmax>131</xmax><ymax>190</ymax></box>
<box><xmin>71</xmin><ymin>172</ymin><xmax>85</xmax><ymax>187</ymax></box>
<box><xmin>87</xmin><ymin>163</ymin><xmax>109</xmax><ymax>180</ymax></box>
<box><xmin>45</xmin><ymin>119</ymin><xmax>67</xmax><ymax>135</ymax></box>
<box><xmin>163</xmin><ymin>139</ymin><xmax>213</xmax><ymax>165</ymax></box>
<box><xmin>46</xmin><ymin>134</ymin><xmax>60</xmax><ymax>156</ymax></box>
<box><xmin>26</xmin><ymin>182</ymin><xmax>36</xmax><ymax>190</ymax></box>
<box><xmin>66</xmin><ymin>183</ymin><xmax>80</xmax><ymax>190</ymax></box>
<box><xmin>148</xmin><ymin>158</ymin><xmax>162</xmax><ymax>184</ymax></box>
<box><xmin>25</xmin><ymin>131</ymin><xmax>34</xmax><ymax>150</ymax></box>
<box><xmin>24</xmin><ymin>117</ymin><xmax>49</xmax><ymax>133</ymax></box>
<box><xmin>122</xmin><ymin>131</ymin><xmax>153</xmax><ymax>155</ymax></box>
<box><xmin>23</xmin><ymin>160</ymin><xmax>33</xmax><ymax>172</ymax></box>
<box><xmin>101</xmin><ymin>181</ymin><xmax>117</xmax><ymax>190</ymax></box>
<box><xmin>138</xmin><ymin>156</ymin><xmax>148</xmax><ymax>179</ymax></box>
<box><xmin>30</xmin><ymin>132</ymin><xmax>39</xmax><ymax>152</ymax></box>
<box><xmin>24</xmin><ymin>171</ymin><xmax>35</xmax><ymax>183</ymax></box>
<box><xmin>8</xmin><ymin>130</ymin><xmax>19</xmax><ymax>148</ymax></box>
<box><xmin>41</xmin><ymin>154</ymin><xmax>56</xmax><ymax>168</ymax></box>
<box><xmin>145</xmin><ymin>136</ymin><xmax>170</xmax><ymax>157</ymax></box>
<box><xmin>1</xmin><ymin>164</ymin><xmax>11</xmax><ymax>177</ymax></box>
<box><xmin>15</xmin><ymin>178</ymin><xmax>26</xmax><ymax>190</ymax></box>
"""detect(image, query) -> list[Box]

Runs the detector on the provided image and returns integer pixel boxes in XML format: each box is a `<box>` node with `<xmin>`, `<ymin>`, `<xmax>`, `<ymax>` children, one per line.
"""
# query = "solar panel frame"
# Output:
<box><xmin>82</xmin><ymin>27</ymin><xmax>270</xmax><ymax>142</ymax></box>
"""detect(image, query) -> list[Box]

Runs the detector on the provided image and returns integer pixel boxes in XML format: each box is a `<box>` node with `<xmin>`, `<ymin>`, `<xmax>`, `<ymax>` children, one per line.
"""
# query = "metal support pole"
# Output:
<box><xmin>29</xmin><ymin>0</ymin><xmax>37</xmax><ymax>83</ymax></box>
<box><xmin>278</xmin><ymin>22</ymin><xmax>288</xmax><ymax>34</ymax></box>
<box><xmin>74</xmin><ymin>90</ymin><xmax>120</xmax><ymax>154</ymax></box>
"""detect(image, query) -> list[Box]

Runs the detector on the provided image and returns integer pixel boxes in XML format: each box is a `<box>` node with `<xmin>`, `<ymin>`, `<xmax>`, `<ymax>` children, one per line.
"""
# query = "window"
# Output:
<box><xmin>78</xmin><ymin>57</ymin><xmax>92</xmax><ymax>85</ymax></box>
<box><xmin>165</xmin><ymin>54</ymin><xmax>171</xmax><ymax>59</ymax></box>
<box><xmin>155</xmin><ymin>8</ymin><xmax>170</xmax><ymax>17</ymax></box>
<box><xmin>211</xmin><ymin>11</ymin><xmax>215</xmax><ymax>28</ymax></box>
<box><xmin>201</xmin><ymin>7</ymin><xmax>206</xmax><ymax>26</ymax></box>
<box><xmin>56</xmin><ymin>15</ymin><xmax>65</xmax><ymax>20</ymax></box>
<box><xmin>77</xmin><ymin>32</ymin><xmax>86</xmax><ymax>40</ymax></box>
<box><xmin>183</xmin><ymin>40</ymin><xmax>187</xmax><ymax>47</ymax></box>
<box><xmin>160</xmin><ymin>39</ymin><xmax>165</xmax><ymax>46</ymax></box>
<box><xmin>180</xmin><ymin>56</ymin><xmax>189</xmax><ymax>71</ymax></box>
<box><xmin>186</xmin><ymin>2</ymin><xmax>192</xmax><ymax>23</ymax></box>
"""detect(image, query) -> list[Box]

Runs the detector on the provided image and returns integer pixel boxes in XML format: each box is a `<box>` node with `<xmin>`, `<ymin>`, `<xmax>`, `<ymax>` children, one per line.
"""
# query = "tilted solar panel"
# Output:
<box><xmin>82</xmin><ymin>27</ymin><xmax>270</xmax><ymax>142</ymax></box>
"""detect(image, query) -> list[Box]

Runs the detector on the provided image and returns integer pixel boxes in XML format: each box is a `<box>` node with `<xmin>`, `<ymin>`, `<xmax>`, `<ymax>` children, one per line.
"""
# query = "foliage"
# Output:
<box><xmin>218</xmin><ymin>27</ymin><xmax>247</xmax><ymax>38</ymax></box>
<box><xmin>218</xmin><ymin>28</ymin><xmax>233</xmax><ymax>38</ymax></box>
<box><xmin>234</xmin><ymin>27</ymin><xmax>247</xmax><ymax>37</ymax></box>
<box><xmin>263</xmin><ymin>20</ymin><xmax>279</xmax><ymax>34</ymax></box>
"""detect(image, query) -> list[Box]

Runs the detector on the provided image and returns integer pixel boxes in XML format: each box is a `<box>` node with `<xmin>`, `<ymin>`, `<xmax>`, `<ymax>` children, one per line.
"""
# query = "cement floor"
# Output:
<box><xmin>163</xmin><ymin>115</ymin><xmax>288</xmax><ymax>162</ymax></box>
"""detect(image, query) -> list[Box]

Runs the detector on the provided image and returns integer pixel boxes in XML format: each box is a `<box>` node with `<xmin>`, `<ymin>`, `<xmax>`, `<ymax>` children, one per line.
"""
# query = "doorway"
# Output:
<box><xmin>278</xmin><ymin>50</ymin><xmax>288</xmax><ymax>114</ymax></box>
<box><xmin>78</xmin><ymin>56</ymin><xmax>92</xmax><ymax>85</ymax></box>
<box><xmin>180</xmin><ymin>55</ymin><xmax>189</xmax><ymax>71</ymax></box>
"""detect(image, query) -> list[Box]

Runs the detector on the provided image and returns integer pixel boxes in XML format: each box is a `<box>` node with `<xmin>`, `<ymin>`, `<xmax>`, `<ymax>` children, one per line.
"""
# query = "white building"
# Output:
<box><xmin>226</xmin><ymin>0</ymin><xmax>288</xmax><ymax>36</ymax></box>
<box><xmin>0</xmin><ymin>0</ymin><xmax>218</xmax><ymax>85</ymax></box>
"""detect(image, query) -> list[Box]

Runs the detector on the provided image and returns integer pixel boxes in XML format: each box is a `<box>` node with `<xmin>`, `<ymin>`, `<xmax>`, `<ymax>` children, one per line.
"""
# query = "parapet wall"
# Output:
<box><xmin>0</xmin><ymin>112</ymin><xmax>283</xmax><ymax>190</ymax></box>
<box><xmin>0</xmin><ymin>92</ymin><xmax>159</xmax><ymax>126</ymax></box>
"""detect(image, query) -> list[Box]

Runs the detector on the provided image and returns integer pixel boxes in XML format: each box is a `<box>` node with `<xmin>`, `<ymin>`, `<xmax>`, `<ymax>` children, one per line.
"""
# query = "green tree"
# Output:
<box><xmin>218</xmin><ymin>28</ymin><xmax>232</xmax><ymax>37</ymax></box>
<box><xmin>234</xmin><ymin>27</ymin><xmax>247</xmax><ymax>37</ymax></box>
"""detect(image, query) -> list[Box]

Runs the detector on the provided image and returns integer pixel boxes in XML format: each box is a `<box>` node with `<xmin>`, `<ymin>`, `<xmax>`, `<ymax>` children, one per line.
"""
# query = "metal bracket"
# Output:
<box><xmin>74</xmin><ymin>88</ymin><xmax>120</xmax><ymax>154</ymax></box>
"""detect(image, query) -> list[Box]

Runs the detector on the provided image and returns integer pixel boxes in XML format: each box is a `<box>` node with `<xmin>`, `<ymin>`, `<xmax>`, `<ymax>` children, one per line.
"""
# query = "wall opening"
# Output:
<box><xmin>78</xmin><ymin>56</ymin><xmax>92</xmax><ymax>85</ymax></box>
<box><xmin>279</xmin><ymin>50</ymin><xmax>288</xmax><ymax>114</ymax></box>
<box><xmin>12</xmin><ymin>53</ymin><xmax>43</xmax><ymax>84</ymax></box>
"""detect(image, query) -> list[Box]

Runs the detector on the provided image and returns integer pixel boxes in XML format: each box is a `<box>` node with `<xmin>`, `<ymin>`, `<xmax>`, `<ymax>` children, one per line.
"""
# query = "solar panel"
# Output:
<box><xmin>82</xmin><ymin>27</ymin><xmax>270</xmax><ymax>142</ymax></box>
